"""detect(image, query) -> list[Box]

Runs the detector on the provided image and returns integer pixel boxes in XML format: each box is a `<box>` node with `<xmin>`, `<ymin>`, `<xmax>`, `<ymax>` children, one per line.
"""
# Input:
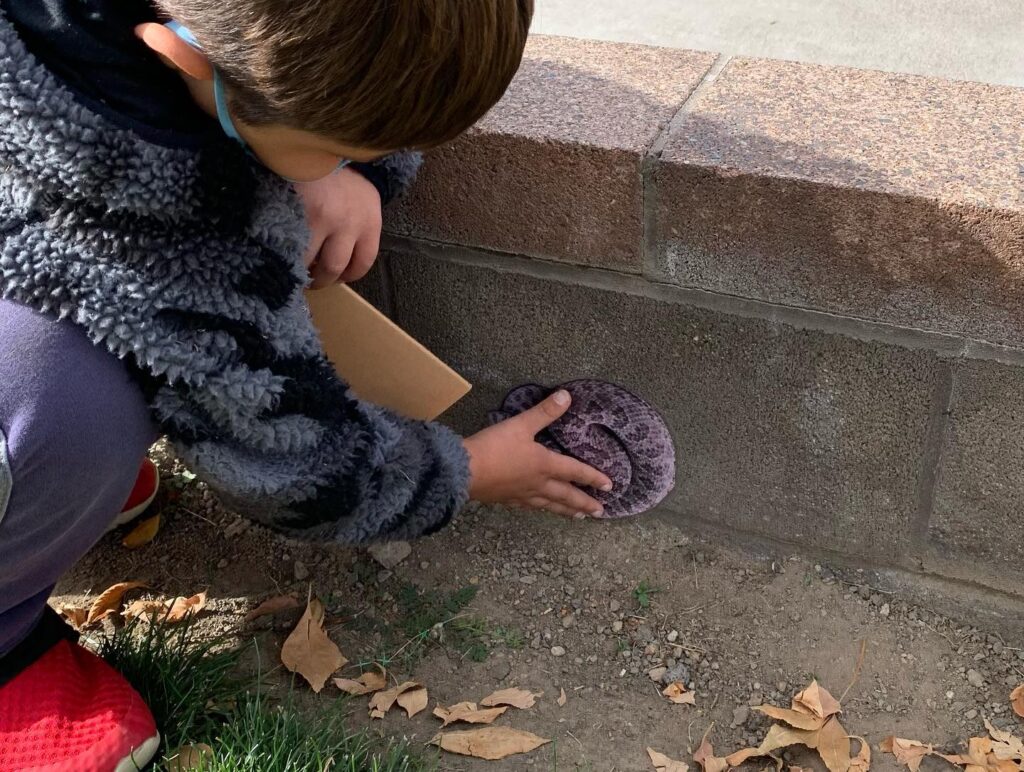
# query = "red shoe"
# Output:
<box><xmin>0</xmin><ymin>640</ymin><xmax>160</xmax><ymax>771</ymax></box>
<box><xmin>107</xmin><ymin>458</ymin><xmax>159</xmax><ymax>532</ymax></box>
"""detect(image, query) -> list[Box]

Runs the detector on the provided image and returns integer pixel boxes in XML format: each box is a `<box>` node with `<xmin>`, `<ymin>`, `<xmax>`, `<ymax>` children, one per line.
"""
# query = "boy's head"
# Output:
<box><xmin>140</xmin><ymin>0</ymin><xmax>534</xmax><ymax>181</ymax></box>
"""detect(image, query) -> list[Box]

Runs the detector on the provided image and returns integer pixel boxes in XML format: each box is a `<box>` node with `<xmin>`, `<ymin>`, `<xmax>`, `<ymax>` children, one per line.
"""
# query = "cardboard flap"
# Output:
<box><xmin>306</xmin><ymin>284</ymin><xmax>471</xmax><ymax>421</ymax></box>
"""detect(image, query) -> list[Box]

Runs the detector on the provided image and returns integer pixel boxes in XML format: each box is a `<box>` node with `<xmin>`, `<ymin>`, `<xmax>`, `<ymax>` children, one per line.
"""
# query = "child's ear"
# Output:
<box><xmin>134</xmin><ymin>23</ymin><xmax>214</xmax><ymax>81</ymax></box>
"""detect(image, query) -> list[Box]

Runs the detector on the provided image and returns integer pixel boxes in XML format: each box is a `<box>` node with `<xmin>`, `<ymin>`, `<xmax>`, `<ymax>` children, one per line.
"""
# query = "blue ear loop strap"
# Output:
<box><xmin>164</xmin><ymin>21</ymin><xmax>350</xmax><ymax>181</ymax></box>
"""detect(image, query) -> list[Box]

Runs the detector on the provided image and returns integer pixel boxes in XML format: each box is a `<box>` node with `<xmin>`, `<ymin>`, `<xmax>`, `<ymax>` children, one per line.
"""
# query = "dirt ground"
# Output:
<box><xmin>54</xmin><ymin>452</ymin><xmax>1024</xmax><ymax>771</ymax></box>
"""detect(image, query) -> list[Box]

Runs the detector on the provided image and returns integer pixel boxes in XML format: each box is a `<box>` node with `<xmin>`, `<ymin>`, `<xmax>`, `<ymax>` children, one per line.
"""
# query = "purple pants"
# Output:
<box><xmin>0</xmin><ymin>300</ymin><xmax>157</xmax><ymax>657</ymax></box>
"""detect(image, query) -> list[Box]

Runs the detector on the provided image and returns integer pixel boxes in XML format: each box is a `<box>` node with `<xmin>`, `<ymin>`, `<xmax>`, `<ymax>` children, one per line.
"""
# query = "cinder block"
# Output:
<box><xmin>654</xmin><ymin>57</ymin><xmax>1024</xmax><ymax>345</ymax></box>
<box><xmin>385</xmin><ymin>250</ymin><xmax>941</xmax><ymax>563</ymax></box>
<box><xmin>387</xmin><ymin>36</ymin><xmax>716</xmax><ymax>271</ymax></box>
<box><xmin>929</xmin><ymin>360</ymin><xmax>1024</xmax><ymax>596</ymax></box>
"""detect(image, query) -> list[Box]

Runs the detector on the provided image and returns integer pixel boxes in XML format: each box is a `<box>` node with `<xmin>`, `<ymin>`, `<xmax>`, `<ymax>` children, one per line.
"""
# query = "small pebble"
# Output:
<box><xmin>293</xmin><ymin>560</ymin><xmax>310</xmax><ymax>581</ymax></box>
<box><xmin>551</xmin><ymin>646</ymin><xmax>566</xmax><ymax>657</ymax></box>
<box><xmin>967</xmin><ymin>669</ymin><xmax>985</xmax><ymax>688</ymax></box>
<box><xmin>732</xmin><ymin>706</ymin><xmax>750</xmax><ymax>727</ymax></box>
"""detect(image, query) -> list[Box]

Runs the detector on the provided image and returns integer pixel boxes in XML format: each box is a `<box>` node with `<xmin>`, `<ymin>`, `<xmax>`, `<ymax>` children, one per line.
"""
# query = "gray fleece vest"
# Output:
<box><xmin>0</xmin><ymin>11</ymin><xmax>468</xmax><ymax>543</ymax></box>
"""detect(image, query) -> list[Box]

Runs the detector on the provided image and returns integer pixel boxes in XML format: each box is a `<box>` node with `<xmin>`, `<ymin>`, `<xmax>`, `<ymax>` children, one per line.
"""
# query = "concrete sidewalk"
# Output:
<box><xmin>533</xmin><ymin>0</ymin><xmax>1024</xmax><ymax>87</ymax></box>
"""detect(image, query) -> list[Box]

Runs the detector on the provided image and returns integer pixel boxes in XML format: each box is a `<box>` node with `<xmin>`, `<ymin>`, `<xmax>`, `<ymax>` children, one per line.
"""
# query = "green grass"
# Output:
<box><xmin>632</xmin><ymin>580</ymin><xmax>659</xmax><ymax>609</ymax></box>
<box><xmin>96</xmin><ymin>620</ymin><xmax>435</xmax><ymax>771</ymax></box>
<box><xmin>355</xmin><ymin>583</ymin><xmax>524</xmax><ymax>670</ymax></box>
<box><xmin>170</xmin><ymin>694</ymin><xmax>432</xmax><ymax>772</ymax></box>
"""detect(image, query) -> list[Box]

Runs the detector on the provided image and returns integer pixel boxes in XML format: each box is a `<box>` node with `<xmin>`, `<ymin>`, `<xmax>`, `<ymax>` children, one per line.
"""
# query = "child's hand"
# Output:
<box><xmin>463</xmin><ymin>390</ymin><xmax>614</xmax><ymax>519</ymax></box>
<box><xmin>294</xmin><ymin>168</ymin><xmax>383</xmax><ymax>289</ymax></box>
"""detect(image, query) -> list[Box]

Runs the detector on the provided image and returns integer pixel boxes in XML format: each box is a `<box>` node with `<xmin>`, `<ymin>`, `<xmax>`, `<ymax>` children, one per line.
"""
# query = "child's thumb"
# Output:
<box><xmin>518</xmin><ymin>390</ymin><xmax>571</xmax><ymax>435</ymax></box>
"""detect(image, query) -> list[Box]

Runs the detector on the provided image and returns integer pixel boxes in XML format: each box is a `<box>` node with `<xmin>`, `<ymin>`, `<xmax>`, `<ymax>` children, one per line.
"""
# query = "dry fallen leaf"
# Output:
<box><xmin>558</xmin><ymin>688</ymin><xmax>567</xmax><ymax>707</ymax></box>
<box><xmin>939</xmin><ymin>721</ymin><xmax>1024</xmax><ymax>772</ymax></box>
<box><xmin>122</xmin><ymin>514</ymin><xmax>161</xmax><ymax>549</ymax></box>
<box><xmin>433</xmin><ymin>701</ymin><xmax>507</xmax><ymax>727</ymax></box>
<box><xmin>725</xmin><ymin>717</ymin><xmax>851</xmax><ymax>772</ymax></box>
<box><xmin>815</xmin><ymin>716</ymin><xmax>853</xmax><ymax>772</ymax></box>
<box><xmin>649</xmin><ymin>747</ymin><xmax>690</xmax><ymax>772</ymax></box>
<box><xmin>244</xmin><ymin>594</ymin><xmax>301</xmax><ymax>623</ymax></box>
<box><xmin>694</xmin><ymin>727</ymin><xmax>730</xmax><ymax>772</ymax></box>
<box><xmin>334</xmin><ymin>670</ymin><xmax>387</xmax><ymax>696</ymax></box>
<box><xmin>663</xmin><ymin>682</ymin><xmax>697</xmax><ymax>705</ymax></box>
<box><xmin>756</xmin><ymin>704</ymin><xmax>825</xmax><ymax>731</ymax></box>
<box><xmin>480</xmin><ymin>687</ymin><xmax>541</xmax><ymax>710</ymax></box>
<box><xmin>881</xmin><ymin>736</ymin><xmax>933</xmax><ymax>772</ymax></box>
<box><xmin>124</xmin><ymin>592</ymin><xmax>207</xmax><ymax>624</ymax></box>
<box><xmin>984</xmin><ymin>718</ymin><xmax>1024</xmax><ymax>760</ymax></box>
<box><xmin>58</xmin><ymin>606</ymin><xmax>89</xmax><ymax>628</ymax></box>
<box><xmin>1012</xmin><ymin>686</ymin><xmax>1024</xmax><ymax>719</ymax></box>
<box><xmin>165</xmin><ymin>592</ymin><xmax>207</xmax><ymax>622</ymax></box>
<box><xmin>430</xmin><ymin>727</ymin><xmax>550</xmax><ymax>760</ymax></box>
<box><xmin>167</xmin><ymin>743</ymin><xmax>213</xmax><ymax>771</ymax></box>
<box><xmin>369</xmin><ymin>681</ymin><xmax>423</xmax><ymax>719</ymax></box>
<box><xmin>86</xmin><ymin>581</ymin><xmax>148</xmax><ymax>625</ymax></box>
<box><xmin>793</xmin><ymin>681</ymin><xmax>842</xmax><ymax>720</ymax></box>
<box><xmin>847</xmin><ymin>736</ymin><xmax>871</xmax><ymax>772</ymax></box>
<box><xmin>396</xmin><ymin>684</ymin><xmax>428</xmax><ymax>717</ymax></box>
<box><xmin>123</xmin><ymin>599</ymin><xmax>169</xmax><ymax>622</ymax></box>
<box><xmin>281</xmin><ymin>597</ymin><xmax>347</xmax><ymax>693</ymax></box>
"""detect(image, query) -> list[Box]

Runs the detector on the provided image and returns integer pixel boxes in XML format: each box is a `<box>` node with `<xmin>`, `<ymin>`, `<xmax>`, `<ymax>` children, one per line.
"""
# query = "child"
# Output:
<box><xmin>0</xmin><ymin>0</ymin><xmax>615</xmax><ymax>768</ymax></box>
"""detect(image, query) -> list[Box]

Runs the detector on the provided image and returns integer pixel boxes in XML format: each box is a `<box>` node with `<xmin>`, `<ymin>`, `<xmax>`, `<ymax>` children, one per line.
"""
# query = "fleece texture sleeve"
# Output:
<box><xmin>0</xmin><ymin>9</ymin><xmax>468</xmax><ymax>544</ymax></box>
<box><xmin>349</xmin><ymin>152</ymin><xmax>423</xmax><ymax>205</ymax></box>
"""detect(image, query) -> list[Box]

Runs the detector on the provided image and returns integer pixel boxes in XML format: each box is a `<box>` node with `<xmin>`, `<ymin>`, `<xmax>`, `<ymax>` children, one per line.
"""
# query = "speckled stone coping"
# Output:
<box><xmin>387</xmin><ymin>37</ymin><xmax>1024</xmax><ymax>346</ymax></box>
<box><xmin>654</xmin><ymin>57</ymin><xmax>1024</xmax><ymax>347</ymax></box>
<box><xmin>387</xmin><ymin>37</ymin><xmax>717</xmax><ymax>272</ymax></box>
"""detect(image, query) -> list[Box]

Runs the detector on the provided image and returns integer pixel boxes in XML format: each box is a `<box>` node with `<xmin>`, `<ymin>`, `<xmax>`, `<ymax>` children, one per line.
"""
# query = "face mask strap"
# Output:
<box><xmin>165</xmin><ymin>22</ymin><xmax>245</xmax><ymax>148</ymax></box>
<box><xmin>165</xmin><ymin>21</ymin><xmax>353</xmax><ymax>182</ymax></box>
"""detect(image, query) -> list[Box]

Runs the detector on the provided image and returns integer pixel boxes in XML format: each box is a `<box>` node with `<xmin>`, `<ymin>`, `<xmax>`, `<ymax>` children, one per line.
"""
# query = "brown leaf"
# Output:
<box><xmin>281</xmin><ymin>597</ymin><xmax>347</xmax><ymax>693</ymax></box>
<box><xmin>480</xmin><ymin>687</ymin><xmax>541</xmax><ymax>709</ymax></box>
<box><xmin>557</xmin><ymin>688</ymin><xmax>567</xmax><ymax>707</ymax></box>
<box><xmin>333</xmin><ymin>670</ymin><xmax>387</xmax><ymax>696</ymax></box>
<box><xmin>649</xmin><ymin>747</ymin><xmax>690</xmax><ymax>772</ymax></box>
<box><xmin>122</xmin><ymin>514</ymin><xmax>161</xmax><ymax>549</ymax></box>
<box><xmin>725</xmin><ymin>724</ymin><xmax>817</xmax><ymax>767</ymax></box>
<box><xmin>793</xmin><ymin>680</ymin><xmax>842</xmax><ymax>720</ymax></box>
<box><xmin>663</xmin><ymin>682</ymin><xmax>696</xmax><ymax>705</ymax></box>
<box><xmin>432</xmin><ymin>702</ymin><xmax>507</xmax><ymax>727</ymax></box>
<box><xmin>165</xmin><ymin>592</ymin><xmax>207</xmax><ymax>622</ymax></box>
<box><xmin>167</xmin><ymin>743</ymin><xmax>213</xmax><ymax>771</ymax></box>
<box><xmin>881</xmin><ymin>736</ymin><xmax>933</xmax><ymax>772</ymax></box>
<box><xmin>984</xmin><ymin>719</ymin><xmax>1024</xmax><ymax>762</ymax></box>
<box><xmin>369</xmin><ymin>681</ymin><xmax>422</xmax><ymax>719</ymax></box>
<box><xmin>756</xmin><ymin>705</ymin><xmax>825</xmax><ymax>731</ymax></box>
<box><xmin>847</xmin><ymin>736</ymin><xmax>871</xmax><ymax>772</ymax></box>
<box><xmin>694</xmin><ymin>727</ymin><xmax>730</xmax><ymax>772</ymax></box>
<box><xmin>815</xmin><ymin>717</ymin><xmax>853</xmax><ymax>772</ymax></box>
<box><xmin>1011</xmin><ymin>686</ymin><xmax>1024</xmax><ymax>719</ymax></box>
<box><xmin>430</xmin><ymin>727</ymin><xmax>550</xmax><ymax>760</ymax></box>
<box><xmin>86</xmin><ymin>581</ymin><xmax>148</xmax><ymax>624</ymax></box>
<box><xmin>244</xmin><ymin>595</ymin><xmax>301</xmax><ymax>623</ymax></box>
<box><xmin>395</xmin><ymin>684</ymin><xmax>428</xmax><ymax>717</ymax></box>
<box><xmin>58</xmin><ymin>606</ymin><xmax>89</xmax><ymax>628</ymax></box>
<box><xmin>123</xmin><ymin>599</ymin><xmax>170</xmax><ymax>622</ymax></box>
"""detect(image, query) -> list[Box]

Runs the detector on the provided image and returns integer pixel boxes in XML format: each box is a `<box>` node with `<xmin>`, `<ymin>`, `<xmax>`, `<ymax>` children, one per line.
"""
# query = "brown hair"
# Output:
<box><xmin>155</xmin><ymin>0</ymin><xmax>534</xmax><ymax>149</ymax></box>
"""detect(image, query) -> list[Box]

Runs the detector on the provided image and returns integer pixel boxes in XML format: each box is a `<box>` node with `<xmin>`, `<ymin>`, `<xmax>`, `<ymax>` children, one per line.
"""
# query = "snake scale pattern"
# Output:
<box><xmin>489</xmin><ymin>380</ymin><xmax>677</xmax><ymax>518</ymax></box>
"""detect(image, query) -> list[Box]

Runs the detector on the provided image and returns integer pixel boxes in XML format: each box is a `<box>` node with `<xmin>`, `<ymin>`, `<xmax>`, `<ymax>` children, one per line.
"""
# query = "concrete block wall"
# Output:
<box><xmin>371</xmin><ymin>37</ymin><xmax>1024</xmax><ymax>609</ymax></box>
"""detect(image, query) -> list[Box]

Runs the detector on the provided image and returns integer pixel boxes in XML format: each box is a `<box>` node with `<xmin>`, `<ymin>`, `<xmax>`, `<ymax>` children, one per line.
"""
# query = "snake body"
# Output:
<box><xmin>489</xmin><ymin>380</ymin><xmax>676</xmax><ymax>518</ymax></box>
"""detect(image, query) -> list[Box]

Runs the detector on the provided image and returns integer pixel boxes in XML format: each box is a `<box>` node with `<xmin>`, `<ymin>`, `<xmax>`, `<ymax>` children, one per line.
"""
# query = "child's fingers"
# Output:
<box><xmin>338</xmin><ymin>231</ymin><xmax>380</xmax><ymax>284</ymax></box>
<box><xmin>547</xmin><ymin>451</ymin><xmax>613</xmax><ymax>492</ymax></box>
<box><xmin>308</xmin><ymin>235</ymin><xmax>356</xmax><ymax>289</ymax></box>
<box><xmin>543</xmin><ymin>480</ymin><xmax>604</xmax><ymax>517</ymax></box>
<box><xmin>515</xmin><ymin>390</ymin><xmax>572</xmax><ymax>436</ymax></box>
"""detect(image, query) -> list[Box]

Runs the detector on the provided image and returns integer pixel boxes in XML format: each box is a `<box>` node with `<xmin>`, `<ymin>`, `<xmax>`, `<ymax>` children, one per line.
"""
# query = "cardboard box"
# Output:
<box><xmin>306</xmin><ymin>284</ymin><xmax>471</xmax><ymax>421</ymax></box>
